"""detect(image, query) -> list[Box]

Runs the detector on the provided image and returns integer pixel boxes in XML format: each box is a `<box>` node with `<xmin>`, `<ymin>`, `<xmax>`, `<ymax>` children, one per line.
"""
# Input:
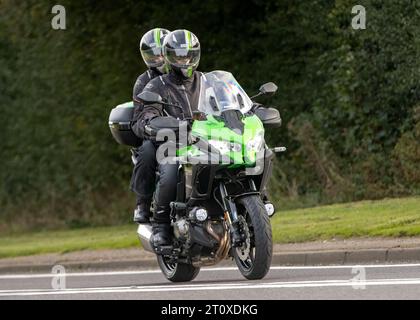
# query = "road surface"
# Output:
<box><xmin>1</xmin><ymin>263</ymin><xmax>420</xmax><ymax>300</ymax></box>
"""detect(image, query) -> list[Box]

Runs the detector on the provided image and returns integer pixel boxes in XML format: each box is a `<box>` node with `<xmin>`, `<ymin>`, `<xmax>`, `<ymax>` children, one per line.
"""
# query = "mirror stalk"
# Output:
<box><xmin>250</xmin><ymin>92</ymin><xmax>263</xmax><ymax>100</ymax></box>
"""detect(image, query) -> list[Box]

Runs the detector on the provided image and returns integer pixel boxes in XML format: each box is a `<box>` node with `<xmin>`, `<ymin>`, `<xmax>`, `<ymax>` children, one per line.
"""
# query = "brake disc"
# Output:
<box><xmin>235</xmin><ymin>216</ymin><xmax>251</xmax><ymax>261</ymax></box>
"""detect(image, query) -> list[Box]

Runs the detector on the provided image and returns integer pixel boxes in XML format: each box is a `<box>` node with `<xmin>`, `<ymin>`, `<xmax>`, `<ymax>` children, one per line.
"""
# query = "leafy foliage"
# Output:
<box><xmin>0</xmin><ymin>0</ymin><xmax>419</xmax><ymax>231</ymax></box>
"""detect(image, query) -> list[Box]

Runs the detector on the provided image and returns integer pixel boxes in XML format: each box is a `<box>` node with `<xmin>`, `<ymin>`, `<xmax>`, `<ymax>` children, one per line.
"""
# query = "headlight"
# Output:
<box><xmin>246</xmin><ymin>132</ymin><xmax>265</xmax><ymax>152</ymax></box>
<box><xmin>208</xmin><ymin>140</ymin><xmax>242</xmax><ymax>154</ymax></box>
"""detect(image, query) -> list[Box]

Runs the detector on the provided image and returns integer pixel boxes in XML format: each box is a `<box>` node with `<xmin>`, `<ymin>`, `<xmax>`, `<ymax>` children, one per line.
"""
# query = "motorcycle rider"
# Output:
<box><xmin>131</xmin><ymin>29</ymin><xmax>202</xmax><ymax>246</ymax></box>
<box><xmin>131</xmin><ymin>28</ymin><xmax>170</xmax><ymax>224</ymax></box>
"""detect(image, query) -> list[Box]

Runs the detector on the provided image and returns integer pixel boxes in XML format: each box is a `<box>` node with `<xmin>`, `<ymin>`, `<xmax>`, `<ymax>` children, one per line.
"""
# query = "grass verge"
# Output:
<box><xmin>0</xmin><ymin>197</ymin><xmax>419</xmax><ymax>259</ymax></box>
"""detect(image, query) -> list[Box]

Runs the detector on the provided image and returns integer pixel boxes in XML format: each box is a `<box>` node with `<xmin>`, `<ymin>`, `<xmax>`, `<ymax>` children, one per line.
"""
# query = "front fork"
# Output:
<box><xmin>219</xmin><ymin>180</ymin><xmax>258</xmax><ymax>247</ymax></box>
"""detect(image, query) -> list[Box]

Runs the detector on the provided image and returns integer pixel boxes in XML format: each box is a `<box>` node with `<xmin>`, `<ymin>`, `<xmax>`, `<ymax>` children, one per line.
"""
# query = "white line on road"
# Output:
<box><xmin>1</xmin><ymin>263</ymin><xmax>420</xmax><ymax>280</ymax></box>
<box><xmin>1</xmin><ymin>277</ymin><xmax>420</xmax><ymax>297</ymax></box>
<box><xmin>0</xmin><ymin>269</ymin><xmax>163</xmax><ymax>279</ymax></box>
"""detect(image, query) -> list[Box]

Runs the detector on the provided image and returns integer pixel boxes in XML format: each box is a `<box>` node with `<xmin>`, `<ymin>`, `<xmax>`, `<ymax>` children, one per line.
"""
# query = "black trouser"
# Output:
<box><xmin>131</xmin><ymin>140</ymin><xmax>157</xmax><ymax>203</ymax></box>
<box><xmin>131</xmin><ymin>140</ymin><xmax>178</xmax><ymax>224</ymax></box>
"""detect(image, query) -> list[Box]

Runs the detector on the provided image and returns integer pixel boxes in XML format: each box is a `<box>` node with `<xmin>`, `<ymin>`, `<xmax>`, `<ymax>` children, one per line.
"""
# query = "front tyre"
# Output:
<box><xmin>234</xmin><ymin>195</ymin><xmax>273</xmax><ymax>280</ymax></box>
<box><xmin>157</xmin><ymin>256</ymin><xmax>200</xmax><ymax>283</ymax></box>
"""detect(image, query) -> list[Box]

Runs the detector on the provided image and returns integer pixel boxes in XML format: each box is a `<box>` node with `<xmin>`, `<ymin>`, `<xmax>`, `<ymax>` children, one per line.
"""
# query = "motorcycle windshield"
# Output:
<box><xmin>198</xmin><ymin>71</ymin><xmax>253</xmax><ymax>117</ymax></box>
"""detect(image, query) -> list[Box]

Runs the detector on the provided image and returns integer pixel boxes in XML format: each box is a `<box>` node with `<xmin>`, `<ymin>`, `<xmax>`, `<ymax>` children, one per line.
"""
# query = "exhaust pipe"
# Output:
<box><xmin>137</xmin><ymin>224</ymin><xmax>154</xmax><ymax>253</ymax></box>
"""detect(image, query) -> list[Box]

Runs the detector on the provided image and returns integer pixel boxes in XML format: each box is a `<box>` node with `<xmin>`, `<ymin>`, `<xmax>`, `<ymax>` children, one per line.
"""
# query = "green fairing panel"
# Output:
<box><xmin>178</xmin><ymin>114</ymin><xmax>264</xmax><ymax>167</ymax></box>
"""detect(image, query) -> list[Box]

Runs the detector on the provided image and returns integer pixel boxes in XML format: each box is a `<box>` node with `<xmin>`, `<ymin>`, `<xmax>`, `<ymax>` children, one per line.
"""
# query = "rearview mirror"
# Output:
<box><xmin>138</xmin><ymin>91</ymin><xmax>163</xmax><ymax>105</ymax></box>
<box><xmin>259</xmin><ymin>82</ymin><xmax>278</xmax><ymax>96</ymax></box>
<box><xmin>255</xmin><ymin>107</ymin><xmax>282</xmax><ymax>128</ymax></box>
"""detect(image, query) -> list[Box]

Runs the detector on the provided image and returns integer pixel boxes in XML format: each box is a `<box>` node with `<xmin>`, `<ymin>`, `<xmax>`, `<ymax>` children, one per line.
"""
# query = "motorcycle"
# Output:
<box><xmin>109</xmin><ymin>71</ymin><xmax>284</xmax><ymax>282</ymax></box>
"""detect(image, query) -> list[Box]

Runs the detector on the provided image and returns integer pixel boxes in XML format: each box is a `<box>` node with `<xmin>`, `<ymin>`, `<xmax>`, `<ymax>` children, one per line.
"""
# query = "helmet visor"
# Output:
<box><xmin>141</xmin><ymin>48</ymin><xmax>165</xmax><ymax>67</ymax></box>
<box><xmin>165</xmin><ymin>47</ymin><xmax>200</xmax><ymax>68</ymax></box>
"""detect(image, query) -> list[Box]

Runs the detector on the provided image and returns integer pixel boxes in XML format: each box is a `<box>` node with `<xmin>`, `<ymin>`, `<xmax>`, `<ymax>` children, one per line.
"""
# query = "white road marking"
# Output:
<box><xmin>1</xmin><ymin>277</ymin><xmax>420</xmax><ymax>297</ymax></box>
<box><xmin>1</xmin><ymin>263</ymin><xmax>420</xmax><ymax>279</ymax></box>
<box><xmin>0</xmin><ymin>270</ymin><xmax>163</xmax><ymax>279</ymax></box>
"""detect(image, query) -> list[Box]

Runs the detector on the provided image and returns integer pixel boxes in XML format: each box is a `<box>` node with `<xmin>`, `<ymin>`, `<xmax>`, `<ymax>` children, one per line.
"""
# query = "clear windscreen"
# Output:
<box><xmin>198</xmin><ymin>71</ymin><xmax>253</xmax><ymax>116</ymax></box>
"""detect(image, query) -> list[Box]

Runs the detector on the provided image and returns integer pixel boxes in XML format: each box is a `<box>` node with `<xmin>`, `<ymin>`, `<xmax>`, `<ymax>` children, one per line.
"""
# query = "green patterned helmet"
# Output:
<box><xmin>140</xmin><ymin>28</ymin><xmax>170</xmax><ymax>72</ymax></box>
<box><xmin>163</xmin><ymin>30</ymin><xmax>201</xmax><ymax>78</ymax></box>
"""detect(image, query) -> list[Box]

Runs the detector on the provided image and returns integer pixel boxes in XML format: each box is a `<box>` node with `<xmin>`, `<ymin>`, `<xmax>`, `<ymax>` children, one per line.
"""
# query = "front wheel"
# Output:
<box><xmin>234</xmin><ymin>195</ymin><xmax>273</xmax><ymax>280</ymax></box>
<box><xmin>157</xmin><ymin>256</ymin><xmax>200</xmax><ymax>283</ymax></box>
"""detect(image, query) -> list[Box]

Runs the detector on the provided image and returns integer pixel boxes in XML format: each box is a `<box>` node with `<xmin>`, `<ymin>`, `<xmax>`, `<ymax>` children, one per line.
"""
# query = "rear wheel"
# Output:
<box><xmin>234</xmin><ymin>195</ymin><xmax>272</xmax><ymax>280</ymax></box>
<box><xmin>157</xmin><ymin>256</ymin><xmax>200</xmax><ymax>283</ymax></box>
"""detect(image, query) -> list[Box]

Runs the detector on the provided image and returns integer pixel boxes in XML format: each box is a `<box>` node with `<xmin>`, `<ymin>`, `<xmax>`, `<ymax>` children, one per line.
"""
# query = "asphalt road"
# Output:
<box><xmin>1</xmin><ymin>263</ymin><xmax>420</xmax><ymax>300</ymax></box>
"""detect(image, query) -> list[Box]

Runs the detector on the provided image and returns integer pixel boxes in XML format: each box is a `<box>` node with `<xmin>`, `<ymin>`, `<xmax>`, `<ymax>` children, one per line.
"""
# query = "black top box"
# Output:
<box><xmin>109</xmin><ymin>102</ymin><xmax>142</xmax><ymax>147</ymax></box>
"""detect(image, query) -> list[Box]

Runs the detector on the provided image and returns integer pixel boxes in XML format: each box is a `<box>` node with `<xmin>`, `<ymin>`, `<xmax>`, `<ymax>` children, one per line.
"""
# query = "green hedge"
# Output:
<box><xmin>0</xmin><ymin>0</ymin><xmax>419</xmax><ymax>231</ymax></box>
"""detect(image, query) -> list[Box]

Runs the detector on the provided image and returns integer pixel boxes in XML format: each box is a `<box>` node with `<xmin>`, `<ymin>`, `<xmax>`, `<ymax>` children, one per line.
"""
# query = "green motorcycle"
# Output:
<box><xmin>110</xmin><ymin>71</ymin><xmax>283</xmax><ymax>282</ymax></box>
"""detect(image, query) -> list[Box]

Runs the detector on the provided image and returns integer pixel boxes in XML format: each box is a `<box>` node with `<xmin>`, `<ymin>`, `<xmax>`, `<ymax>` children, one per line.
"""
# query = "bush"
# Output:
<box><xmin>0</xmin><ymin>0</ymin><xmax>419</xmax><ymax>231</ymax></box>
<box><xmin>392</xmin><ymin>106</ymin><xmax>420</xmax><ymax>192</ymax></box>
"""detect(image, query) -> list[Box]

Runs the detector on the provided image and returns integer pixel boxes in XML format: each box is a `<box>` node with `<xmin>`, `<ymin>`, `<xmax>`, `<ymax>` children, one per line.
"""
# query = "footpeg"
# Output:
<box><xmin>154</xmin><ymin>245</ymin><xmax>174</xmax><ymax>256</ymax></box>
<box><xmin>170</xmin><ymin>202</ymin><xmax>187</xmax><ymax>210</ymax></box>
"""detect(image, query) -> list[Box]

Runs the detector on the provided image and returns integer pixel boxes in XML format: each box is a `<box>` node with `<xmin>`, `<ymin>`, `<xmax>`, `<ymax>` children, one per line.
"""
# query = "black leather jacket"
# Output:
<box><xmin>131</xmin><ymin>69</ymin><xmax>163</xmax><ymax>140</ymax></box>
<box><xmin>132</xmin><ymin>71</ymin><xmax>202</xmax><ymax>138</ymax></box>
<box><xmin>132</xmin><ymin>69</ymin><xmax>162</xmax><ymax>108</ymax></box>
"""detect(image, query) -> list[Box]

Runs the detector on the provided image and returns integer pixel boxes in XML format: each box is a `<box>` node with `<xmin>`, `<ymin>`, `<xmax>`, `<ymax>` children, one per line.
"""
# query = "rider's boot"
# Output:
<box><xmin>133</xmin><ymin>198</ymin><xmax>152</xmax><ymax>224</ymax></box>
<box><xmin>152</xmin><ymin>223</ymin><xmax>172</xmax><ymax>247</ymax></box>
<box><xmin>152</xmin><ymin>207</ymin><xmax>172</xmax><ymax>248</ymax></box>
